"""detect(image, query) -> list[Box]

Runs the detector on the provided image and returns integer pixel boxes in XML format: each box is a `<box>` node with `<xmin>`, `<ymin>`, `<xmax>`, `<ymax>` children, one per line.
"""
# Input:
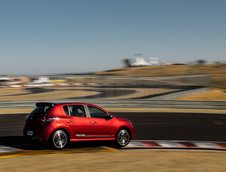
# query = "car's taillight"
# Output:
<box><xmin>38</xmin><ymin>117</ymin><xmax>55</xmax><ymax>124</ymax></box>
<box><xmin>25</xmin><ymin>115</ymin><xmax>29</xmax><ymax>121</ymax></box>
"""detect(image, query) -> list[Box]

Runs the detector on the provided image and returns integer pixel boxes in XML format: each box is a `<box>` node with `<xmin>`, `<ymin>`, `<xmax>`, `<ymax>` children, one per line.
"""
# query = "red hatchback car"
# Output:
<box><xmin>23</xmin><ymin>102</ymin><xmax>135</xmax><ymax>149</ymax></box>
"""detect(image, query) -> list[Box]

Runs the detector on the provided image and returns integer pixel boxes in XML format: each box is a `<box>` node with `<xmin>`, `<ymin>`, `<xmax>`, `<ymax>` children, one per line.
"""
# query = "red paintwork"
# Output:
<box><xmin>23</xmin><ymin>102</ymin><xmax>135</xmax><ymax>144</ymax></box>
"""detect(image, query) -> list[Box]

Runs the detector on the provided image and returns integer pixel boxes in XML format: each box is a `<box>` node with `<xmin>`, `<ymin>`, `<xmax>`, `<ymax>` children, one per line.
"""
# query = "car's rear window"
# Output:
<box><xmin>29</xmin><ymin>106</ymin><xmax>52</xmax><ymax>117</ymax></box>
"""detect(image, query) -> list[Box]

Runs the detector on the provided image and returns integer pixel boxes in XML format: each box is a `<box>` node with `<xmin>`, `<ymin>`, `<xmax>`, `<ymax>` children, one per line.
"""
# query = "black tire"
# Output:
<box><xmin>51</xmin><ymin>130</ymin><xmax>68</xmax><ymax>149</ymax></box>
<box><xmin>115</xmin><ymin>129</ymin><xmax>130</xmax><ymax>148</ymax></box>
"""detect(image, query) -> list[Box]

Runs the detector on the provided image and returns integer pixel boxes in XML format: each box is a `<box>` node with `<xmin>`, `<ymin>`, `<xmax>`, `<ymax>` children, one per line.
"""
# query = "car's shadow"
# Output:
<box><xmin>0</xmin><ymin>136</ymin><xmax>115</xmax><ymax>150</ymax></box>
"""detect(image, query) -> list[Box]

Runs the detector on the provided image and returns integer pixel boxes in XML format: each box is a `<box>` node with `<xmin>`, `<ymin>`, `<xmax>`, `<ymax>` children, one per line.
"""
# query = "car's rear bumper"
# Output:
<box><xmin>23</xmin><ymin>125</ymin><xmax>54</xmax><ymax>142</ymax></box>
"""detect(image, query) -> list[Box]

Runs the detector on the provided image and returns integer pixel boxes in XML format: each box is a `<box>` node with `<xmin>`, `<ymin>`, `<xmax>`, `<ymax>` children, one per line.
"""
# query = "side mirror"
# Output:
<box><xmin>105</xmin><ymin>114</ymin><xmax>113</xmax><ymax>120</ymax></box>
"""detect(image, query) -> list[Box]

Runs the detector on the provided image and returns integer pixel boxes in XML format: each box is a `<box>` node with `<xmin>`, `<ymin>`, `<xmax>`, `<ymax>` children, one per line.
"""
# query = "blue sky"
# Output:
<box><xmin>0</xmin><ymin>0</ymin><xmax>226</xmax><ymax>74</ymax></box>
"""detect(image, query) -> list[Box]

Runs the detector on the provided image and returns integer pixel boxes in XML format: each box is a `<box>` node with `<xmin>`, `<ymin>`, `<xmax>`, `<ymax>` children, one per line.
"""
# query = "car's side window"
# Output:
<box><xmin>88</xmin><ymin>106</ymin><xmax>107</xmax><ymax>118</ymax></box>
<box><xmin>63</xmin><ymin>105</ymin><xmax>86</xmax><ymax>117</ymax></box>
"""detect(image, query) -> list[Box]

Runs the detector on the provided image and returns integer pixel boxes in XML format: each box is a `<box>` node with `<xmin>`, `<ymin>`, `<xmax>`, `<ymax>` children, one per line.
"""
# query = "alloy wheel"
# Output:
<box><xmin>116</xmin><ymin>129</ymin><xmax>130</xmax><ymax>147</ymax></box>
<box><xmin>52</xmin><ymin>130</ymin><xmax>68</xmax><ymax>149</ymax></box>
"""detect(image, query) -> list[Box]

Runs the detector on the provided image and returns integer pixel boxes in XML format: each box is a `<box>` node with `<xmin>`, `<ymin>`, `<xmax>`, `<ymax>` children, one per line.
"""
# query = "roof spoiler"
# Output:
<box><xmin>36</xmin><ymin>102</ymin><xmax>55</xmax><ymax>107</ymax></box>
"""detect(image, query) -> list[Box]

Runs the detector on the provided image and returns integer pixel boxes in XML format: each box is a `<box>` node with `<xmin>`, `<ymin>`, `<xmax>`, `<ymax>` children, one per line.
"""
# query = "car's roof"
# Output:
<box><xmin>36</xmin><ymin>102</ymin><xmax>97</xmax><ymax>107</ymax></box>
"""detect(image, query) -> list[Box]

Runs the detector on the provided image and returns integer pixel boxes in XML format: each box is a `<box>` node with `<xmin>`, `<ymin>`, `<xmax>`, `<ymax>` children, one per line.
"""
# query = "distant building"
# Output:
<box><xmin>131</xmin><ymin>57</ymin><xmax>150</xmax><ymax>66</ymax></box>
<box><xmin>124</xmin><ymin>54</ymin><xmax>162</xmax><ymax>67</ymax></box>
<box><xmin>129</xmin><ymin>57</ymin><xmax>161</xmax><ymax>67</ymax></box>
<box><xmin>149</xmin><ymin>57</ymin><xmax>160</xmax><ymax>66</ymax></box>
<box><xmin>32</xmin><ymin>77</ymin><xmax>49</xmax><ymax>84</ymax></box>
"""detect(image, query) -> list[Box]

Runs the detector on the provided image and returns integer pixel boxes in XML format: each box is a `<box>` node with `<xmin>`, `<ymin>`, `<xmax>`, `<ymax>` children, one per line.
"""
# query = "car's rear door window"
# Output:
<box><xmin>63</xmin><ymin>105</ymin><xmax>86</xmax><ymax>117</ymax></box>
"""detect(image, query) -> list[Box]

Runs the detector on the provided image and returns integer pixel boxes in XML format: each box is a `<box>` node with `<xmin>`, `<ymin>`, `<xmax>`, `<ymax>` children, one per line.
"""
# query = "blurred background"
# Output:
<box><xmin>0</xmin><ymin>58</ymin><xmax>226</xmax><ymax>113</ymax></box>
<box><xmin>0</xmin><ymin>0</ymin><xmax>225</xmax><ymax>113</ymax></box>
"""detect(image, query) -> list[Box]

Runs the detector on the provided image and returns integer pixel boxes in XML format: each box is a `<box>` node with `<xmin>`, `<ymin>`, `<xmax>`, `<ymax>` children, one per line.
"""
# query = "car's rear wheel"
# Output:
<box><xmin>51</xmin><ymin>130</ymin><xmax>68</xmax><ymax>149</ymax></box>
<box><xmin>115</xmin><ymin>129</ymin><xmax>130</xmax><ymax>148</ymax></box>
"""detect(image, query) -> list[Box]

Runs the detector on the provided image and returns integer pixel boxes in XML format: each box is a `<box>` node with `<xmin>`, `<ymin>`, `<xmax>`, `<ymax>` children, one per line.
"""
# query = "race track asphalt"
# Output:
<box><xmin>1</xmin><ymin>112</ymin><xmax>226</xmax><ymax>148</ymax></box>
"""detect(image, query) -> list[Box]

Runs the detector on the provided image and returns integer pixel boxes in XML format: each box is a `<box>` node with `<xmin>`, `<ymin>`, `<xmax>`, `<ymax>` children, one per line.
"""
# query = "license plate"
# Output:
<box><xmin>27</xmin><ymin>131</ymin><xmax>33</xmax><ymax>136</ymax></box>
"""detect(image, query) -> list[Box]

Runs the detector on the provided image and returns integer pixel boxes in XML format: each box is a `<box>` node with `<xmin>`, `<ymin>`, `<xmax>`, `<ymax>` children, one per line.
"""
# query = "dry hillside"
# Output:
<box><xmin>96</xmin><ymin>64</ymin><xmax>226</xmax><ymax>89</ymax></box>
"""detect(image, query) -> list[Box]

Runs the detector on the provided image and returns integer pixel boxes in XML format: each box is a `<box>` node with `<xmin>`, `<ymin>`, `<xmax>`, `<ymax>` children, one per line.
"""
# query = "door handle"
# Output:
<box><xmin>91</xmin><ymin>121</ymin><xmax>97</xmax><ymax>125</ymax></box>
<box><xmin>67</xmin><ymin>120</ymin><xmax>72</xmax><ymax>123</ymax></box>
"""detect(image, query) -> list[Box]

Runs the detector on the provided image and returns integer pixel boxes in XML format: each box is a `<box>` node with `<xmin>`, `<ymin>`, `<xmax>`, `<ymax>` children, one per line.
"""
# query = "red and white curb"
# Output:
<box><xmin>2</xmin><ymin>140</ymin><xmax>226</xmax><ymax>154</ymax></box>
<box><xmin>126</xmin><ymin>140</ymin><xmax>226</xmax><ymax>150</ymax></box>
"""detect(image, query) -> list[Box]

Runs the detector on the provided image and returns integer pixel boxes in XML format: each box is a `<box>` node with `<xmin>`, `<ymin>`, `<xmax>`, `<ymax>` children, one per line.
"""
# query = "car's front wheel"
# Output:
<box><xmin>51</xmin><ymin>130</ymin><xmax>68</xmax><ymax>149</ymax></box>
<box><xmin>115</xmin><ymin>129</ymin><xmax>130</xmax><ymax>148</ymax></box>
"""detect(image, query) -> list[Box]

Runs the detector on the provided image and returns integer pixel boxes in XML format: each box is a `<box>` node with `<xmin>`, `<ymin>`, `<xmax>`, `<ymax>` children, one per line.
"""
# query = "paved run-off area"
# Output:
<box><xmin>1</xmin><ymin>149</ymin><xmax>226</xmax><ymax>172</ymax></box>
